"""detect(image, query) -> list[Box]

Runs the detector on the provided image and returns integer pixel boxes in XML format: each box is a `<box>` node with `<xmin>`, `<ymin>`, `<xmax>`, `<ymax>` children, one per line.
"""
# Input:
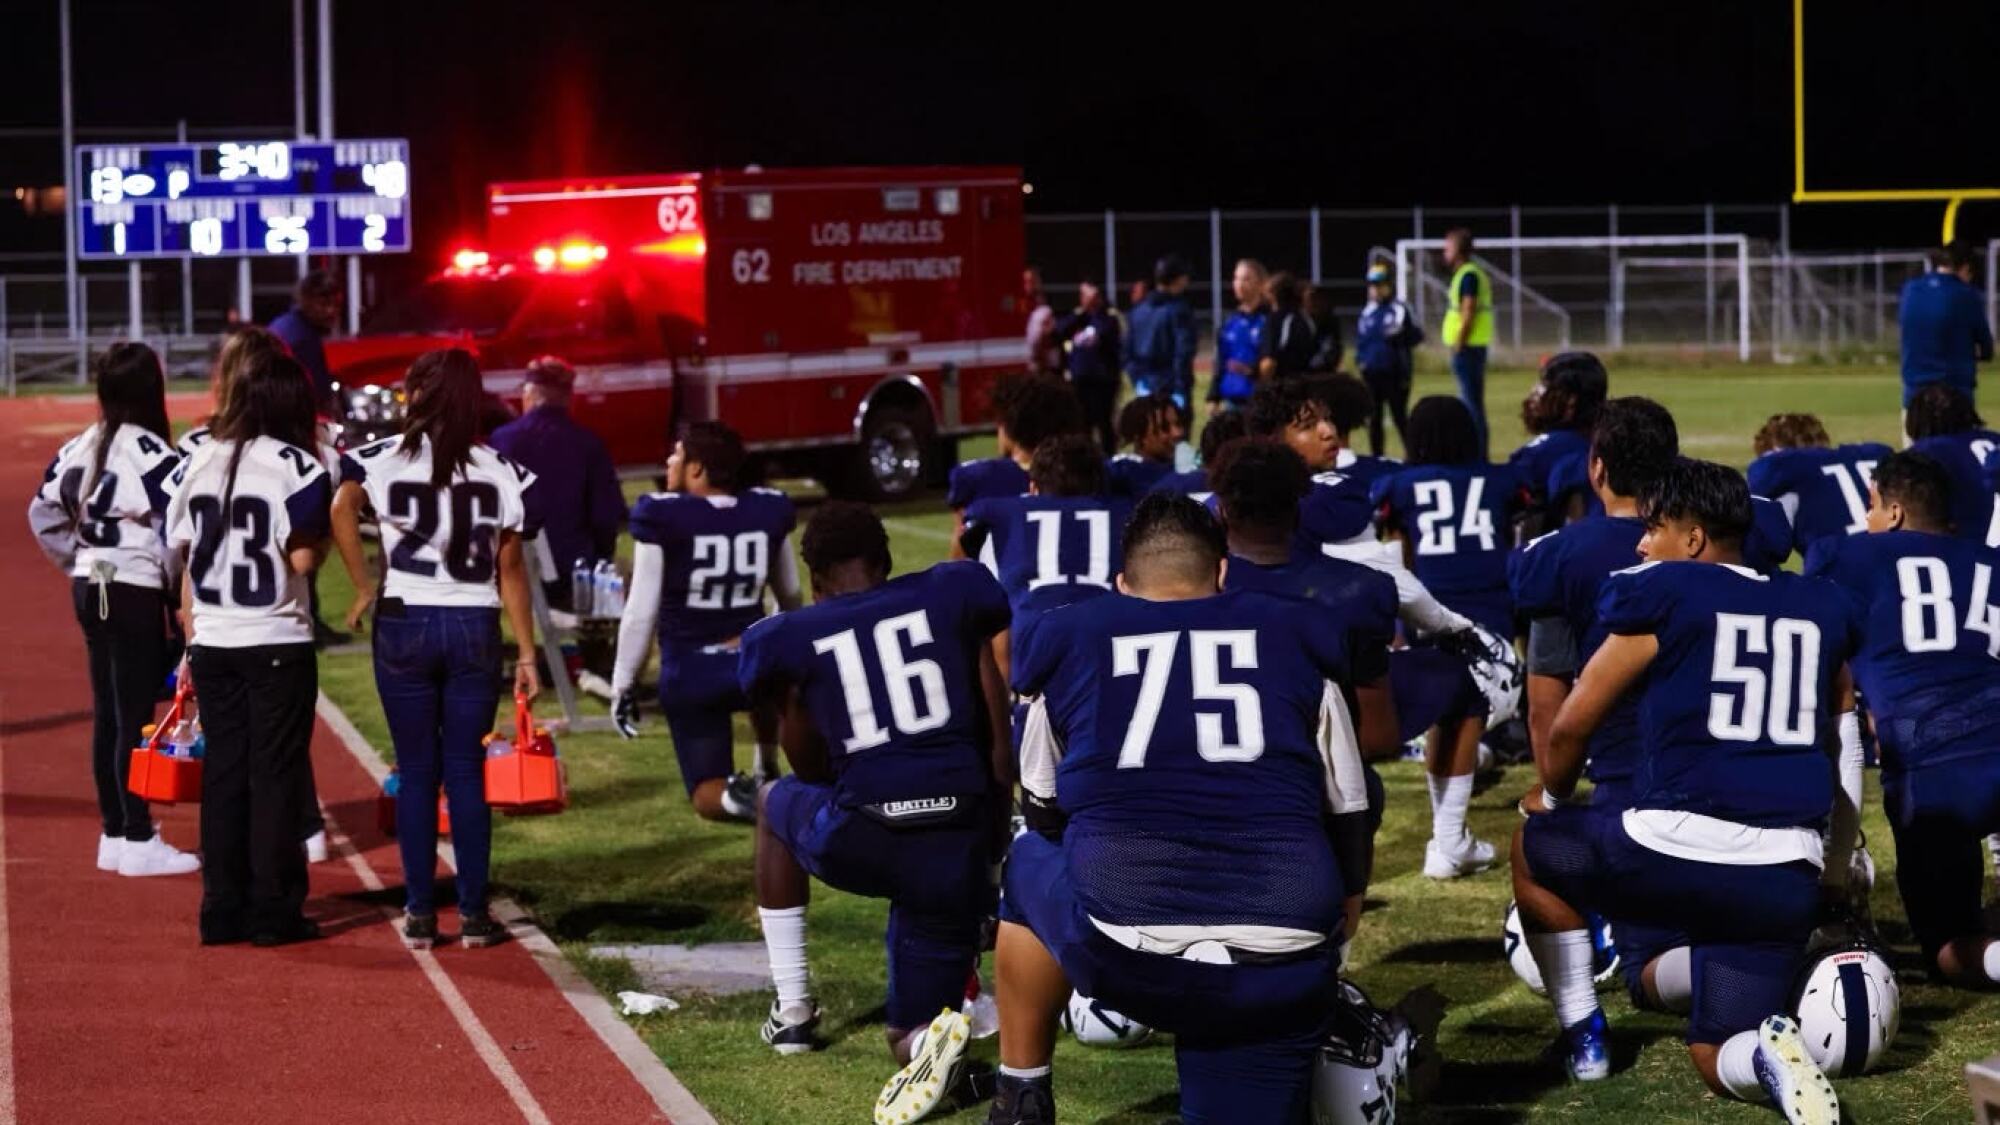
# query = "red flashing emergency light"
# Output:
<box><xmin>634</xmin><ymin>232</ymin><xmax>707</xmax><ymax>259</ymax></box>
<box><xmin>451</xmin><ymin>248</ymin><xmax>490</xmax><ymax>272</ymax></box>
<box><xmin>531</xmin><ymin>241</ymin><xmax>608</xmax><ymax>271</ymax></box>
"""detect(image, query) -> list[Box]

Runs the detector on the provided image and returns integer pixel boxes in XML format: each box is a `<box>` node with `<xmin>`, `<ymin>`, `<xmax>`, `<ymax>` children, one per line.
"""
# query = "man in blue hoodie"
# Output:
<box><xmin>1899</xmin><ymin>241</ymin><xmax>1994</xmax><ymax>415</ymax></box>
<box><xmin>1125</xmin><ymin>254</ymin><xmax>1198</xmax><ymax>421</ymax></box>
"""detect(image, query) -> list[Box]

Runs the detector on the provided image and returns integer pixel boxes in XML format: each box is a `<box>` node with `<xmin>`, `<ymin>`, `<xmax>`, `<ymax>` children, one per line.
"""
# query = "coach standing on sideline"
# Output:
<box><xmin>1441</xmin><ymin>228</ymin><xmax>1495</xmax><ymax>457</ymax></box>
<box><xmin>269</xmin><ymin>271</ymin><xmax>343</xmax><ymax>414</ymax></box>
<box><xmin>1899</xmin><ymin>240</ymin><xmax>1994</xmax><ymax>430</ymax></box>
<box><xmin>488</xmin><ymin>357</ymin><xmax>627</xmax><ymax>612</ymax></box>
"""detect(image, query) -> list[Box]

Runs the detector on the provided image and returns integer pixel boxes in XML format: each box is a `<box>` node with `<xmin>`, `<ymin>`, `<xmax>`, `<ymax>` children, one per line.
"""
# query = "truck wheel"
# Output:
<box><xmin>852</xmin><ymin>403</ymin><xmax>934</xmax><ymax>501</ymax></box>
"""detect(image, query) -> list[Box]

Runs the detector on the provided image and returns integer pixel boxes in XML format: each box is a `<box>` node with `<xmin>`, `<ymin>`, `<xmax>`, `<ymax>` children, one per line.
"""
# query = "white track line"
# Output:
<box><xmin>0</xmin><ymin>712</ymin><xmax>16</xmax><ymax>1125</ymax></box>
<box><xmin>882</xmin><ymin>517</ymin><xmax>954</xmax><ymax>543</ymax></box>
<box><xmin>316</xmin><ymin>693</ymin><xmax>717</xmax><ymax>1125</ymax></box>
<box><xmin>321</xmin><ymin>808</ymin><xmax>554</xmax><ymax>1125</ymax></box>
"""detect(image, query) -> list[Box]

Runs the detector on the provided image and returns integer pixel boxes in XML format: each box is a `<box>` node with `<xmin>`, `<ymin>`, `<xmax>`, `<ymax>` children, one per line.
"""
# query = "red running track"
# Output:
<box><xmin>0</xmin><ymin>394</ymin><xmax>704</xmax><ymax>1125</ymax></box>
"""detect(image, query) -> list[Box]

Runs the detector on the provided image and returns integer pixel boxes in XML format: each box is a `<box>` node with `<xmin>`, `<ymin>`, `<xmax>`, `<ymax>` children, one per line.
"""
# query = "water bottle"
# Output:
<box><xmin>572</xmin><ymin>559</ymin><xmax>595</xmax><ymax>618</ymax></box>
<box><xmin>604</xmin><ymin>566</ymin><xmax>626</xmax><ymax>618</ymax></box>
<box><xmin>593</xmin><ymin>560</ymin><xmax>622</xmax><ymax>619</ymax></box>
<box><xmin>383</xmin><ymin>771</ymin><xmax>402</xmax><ymax>799</ymax></box>
<box><xmin>168</xmin><ymin>717</ymin><xmax>197</xmax><ymax>760</ymax></box>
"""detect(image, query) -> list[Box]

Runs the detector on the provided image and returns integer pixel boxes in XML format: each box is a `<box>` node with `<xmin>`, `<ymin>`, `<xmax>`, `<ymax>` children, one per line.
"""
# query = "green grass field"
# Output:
<box><xmin>309</xmin><ymin>358</ymin><xmax>2000</xmax><ymax>1124</ymax></box>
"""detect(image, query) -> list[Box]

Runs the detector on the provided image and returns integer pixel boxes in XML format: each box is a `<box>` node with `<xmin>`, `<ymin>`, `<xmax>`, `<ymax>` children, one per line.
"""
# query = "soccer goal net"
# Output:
<box><xmin>1394</xmin><ymin>235</ymin><xmax>1756</xmax><ymax>360</ymax></box>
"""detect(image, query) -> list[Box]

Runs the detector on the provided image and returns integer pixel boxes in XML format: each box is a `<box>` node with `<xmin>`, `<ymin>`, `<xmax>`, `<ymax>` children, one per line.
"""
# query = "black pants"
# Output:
<box><xmin>72</xmin><ymin>579</ymin><xmax>171</xmax><ymax>842</ymax></box>
<box><xmin>1361</xmin><ymin>367</ymin><xmax>1412</xmax><ymax>457</ymax></box>
<box><xmin>189</xmin><ymin>642</ymin><xmax>317</xmax><ymax>940</ymax></box>
<box><xmin>1075</xmin><ymin>378</ymin><xmax>1119</xmax><ymax>457</ymax></box>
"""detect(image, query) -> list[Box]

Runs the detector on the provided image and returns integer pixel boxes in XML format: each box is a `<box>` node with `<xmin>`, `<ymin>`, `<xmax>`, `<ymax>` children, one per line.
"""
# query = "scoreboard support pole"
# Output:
<box><xmin>346</xmin><ymin>256</ymin><xmax>362</xmax><ymax>334</ymax></box>
<box><xmin>237</xmin><ymin>259</ymin><xmax>253</xmax><ymax>324</ymax></box>
<box><xmin>127</xmin><ymin>262</ymin><xmax>142</xmax><ymax>340</ymax></box>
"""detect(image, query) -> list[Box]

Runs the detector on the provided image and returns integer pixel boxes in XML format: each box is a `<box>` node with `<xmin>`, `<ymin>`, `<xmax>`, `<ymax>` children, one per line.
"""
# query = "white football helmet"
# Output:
<box><xmin>1312</xmin><ymin>981</ymin><xmax>1406</xmax><ymax>1125</ymax></box>
<box><xmin>1060</xmin><ymin>991</ymin><xmax>1152</xmax><ymax>1048</ymax></box>
<box><xmin>1792</xmin><ymin>942</ymin><xmax>1899</xmax><ymax>1077</ymax></box>
<box><xmin>1501</xmin><ymin>902</ymin><xmax>1620</xmax><ymax>995</ymax></box>
<box><xmin>1438</xmin><ymin>624</ymin><xmax>1523</xmax><ymax>729</ymax></box>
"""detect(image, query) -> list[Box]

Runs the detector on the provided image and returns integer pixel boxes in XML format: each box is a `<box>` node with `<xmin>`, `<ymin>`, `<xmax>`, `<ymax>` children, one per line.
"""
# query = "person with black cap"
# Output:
<box><xmin>1124</xmin><ymin>254</ymin><xmax>1197</xmax><ymax>422</ymax></box>
<box><xmin>488</xmin><ymin>356</ymin><xmax>628</xmax><ymax>611</ymax></box>
<box><xmin>1354</xmin><ymin>259</ymin><xmax>1422</xmax><ymax>456</ymax></box>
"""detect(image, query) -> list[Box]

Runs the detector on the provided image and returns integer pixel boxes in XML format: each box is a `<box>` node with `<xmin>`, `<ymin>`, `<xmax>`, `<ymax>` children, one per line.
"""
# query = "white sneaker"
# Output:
<box><xmin>875</xmin><ymin>1008</ymin><xmax>970</xmax><ymax>1125</ymax></box>
<box><xmin>1424</xmin><ymin>833</ymin><xmax>1496</xmax><ymax>879</ymax></box>
<box><xmin>118</xmin><ymin>834</ymin><xmax>201</xmax><ymax>877</ymax></box>
<box><xmin>1754</xmin><ymin>1015</ymin><xmax>1840</xmax><ymax>1125</ymax></box>
<box><xmin>97</xmin><ymin>834</ymin><xmax>126</xmax><ymax>872</ymax></box>
<box><xmin>304</xmin><ymin>830</ymin><xmax>329</xmax><ymax>864</ymax></box>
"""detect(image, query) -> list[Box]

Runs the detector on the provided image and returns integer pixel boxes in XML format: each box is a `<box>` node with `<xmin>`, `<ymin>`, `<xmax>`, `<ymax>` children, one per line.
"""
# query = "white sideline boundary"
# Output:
<box><xmin>316</xmin><ymin>693</ymin><xmax>718</xmax><ymax>1125</ymax></box>
<box><xmin>0</xmin><ymin>714</ymin><xmax>17</xmax><ymax>1125</ymax></box>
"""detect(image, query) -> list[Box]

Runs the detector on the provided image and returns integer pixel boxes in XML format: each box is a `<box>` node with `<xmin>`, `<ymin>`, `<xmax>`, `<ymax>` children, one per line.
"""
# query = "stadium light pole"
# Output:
<box><xmin>60</xmin><ymin>0</ymin><xmax>78</xmax><ymax>345</ymax></box>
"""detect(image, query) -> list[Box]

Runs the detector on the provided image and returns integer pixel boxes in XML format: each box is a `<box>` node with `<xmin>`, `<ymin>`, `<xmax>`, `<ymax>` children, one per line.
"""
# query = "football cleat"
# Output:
<box><xmin>720</xmin><ymin>772</ymin><xmax>759</xmax><ymax>822</ymax></box>
<box><xmin>1754</xmin><ymin>1015</ymin><xmax>1840</xmax><ymax>1125</ymax></box>
<box><xmin>1560</xmin><ymin>1009</ymin><xmax>1610</xmax><ymax>1082</ymax></box>
<box><xmin>876</xmin><ymin>1008</ymin><xmax>970</xmax><ymax>1124</ymax></box>
<box><xmin>402</xmin><ymin>911</ymin><xmax>438</xmax><ymax>951</ymax></box>
<box><xmin>1423</xmin><ymin>833</ymin><xmax>1495</xmax><ymax>879</ymax></box>
<box><xmin>760</xmin><ymin>998</ymin><xmax>822</xmax><ymax>1055</ymax></box>
<box><xmin>985</xmin><ymin>1072</ymin><xmax>1056</xmax><ymax>1125</ymax></box>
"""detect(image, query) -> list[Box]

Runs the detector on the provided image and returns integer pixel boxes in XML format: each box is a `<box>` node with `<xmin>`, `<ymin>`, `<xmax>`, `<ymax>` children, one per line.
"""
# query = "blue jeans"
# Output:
<box><xmin>373</xmin><ymin>602</ymin><xmax>502</xmax><ymax>915</ymax></box>
<box><xmin>1451</xmin><ymin>346</ymin><xmax>1489</xmax><ymax>457</ymax></box>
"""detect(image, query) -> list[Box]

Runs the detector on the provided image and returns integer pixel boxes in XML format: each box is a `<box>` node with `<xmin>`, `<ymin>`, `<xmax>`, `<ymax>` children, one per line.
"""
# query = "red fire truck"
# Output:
<box><xmin>325</xmin><ymin>165</ymin><xmax>1029</xmax><ymax>498</ymax></box>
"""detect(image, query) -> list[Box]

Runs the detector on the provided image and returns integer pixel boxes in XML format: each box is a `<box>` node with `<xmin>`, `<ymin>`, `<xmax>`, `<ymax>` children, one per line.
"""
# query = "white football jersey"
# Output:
<box><xmin>181</xmin><ymin>419</ymin><xmax>341</xmax><ymax>480</ymax></box>
<box><xmin>30</xmin><ymin>423</ymin><xmax>182</xmax><ymax>588</ymax></box>
<box><xmin>341</xmin><ymin>435</ymin><xmax>535</xmax><ymax>609</ymax></box>
<box><xmin>165</xmin><ymin>436</ymin><xmax>332</xmax><ymax>648</ymax></box>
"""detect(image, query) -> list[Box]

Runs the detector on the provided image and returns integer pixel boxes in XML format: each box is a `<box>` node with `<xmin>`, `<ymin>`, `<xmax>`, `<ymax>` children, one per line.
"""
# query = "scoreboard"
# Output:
<box><xmin>73</xmin><ymin>138</ymin><xmax>411</xmax><ymax>260</ymax></box>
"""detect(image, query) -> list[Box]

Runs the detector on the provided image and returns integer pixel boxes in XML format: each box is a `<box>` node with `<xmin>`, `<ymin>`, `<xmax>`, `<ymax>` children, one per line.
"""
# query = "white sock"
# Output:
<box><xmin>1982</xmin><ymin>940</ymin><xmax>2000</xmax><ymax>984</ymax></box>
<box><xmin>1526</xmin><ymin>928</ymin><xmax>1597</xmax><ymax>1028</ymax></box>
<box><xmin>999</xmin><ymin>1064</ymin><xmax>1051</xmax><ymax>1081</ymax></box>
<box><xmin>1715</xmin><ymin>1030</ymin><xmax>1767</xmax><ymax>1102</ymax></box>
<box><xmin>754</xmin><ymin>743</ymin><xmax>780</xmax><ymax>777</ymax></box>
<box><xmin>758</xmin><ymin>906</ymin><xmax>810</xmax><ymax>1007</ymax></box>
<box><xmin>1650</xmin><ymin>946</ymin><xmax>1693</xmax><ymax>1012</ymax></box>
<box><xmin>1431</xmin><ymin>773</ymin><xmax>1472</xmax><ymax>844</ymax></box>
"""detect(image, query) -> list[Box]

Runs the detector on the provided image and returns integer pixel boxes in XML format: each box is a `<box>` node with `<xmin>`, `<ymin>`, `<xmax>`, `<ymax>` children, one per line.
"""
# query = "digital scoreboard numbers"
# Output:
<box><xmin>73</xmin><ymin>138</ymin><xmax>412</xmax><ymax>260</ymax></box>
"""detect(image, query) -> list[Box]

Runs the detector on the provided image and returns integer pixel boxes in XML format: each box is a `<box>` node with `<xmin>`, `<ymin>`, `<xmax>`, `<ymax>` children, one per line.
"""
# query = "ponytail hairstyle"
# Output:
<box><xmin>210</xmin><ymin>352</ymin><xmax>318</xmax><ymax>516</ymax></box>
<box><xmin>91</xmin><ymin>342</ymin><xmax>171</xmax><ymax>488</ymax></box>
<box><xmin>210</xmin><ymin>325</ymin><xmax>291</xmax><ymax>421</ymax></box>
<box><xmin>399</xmin><ymin>348</ymin><xmax>484</xmax><ymax>488</ymax></box>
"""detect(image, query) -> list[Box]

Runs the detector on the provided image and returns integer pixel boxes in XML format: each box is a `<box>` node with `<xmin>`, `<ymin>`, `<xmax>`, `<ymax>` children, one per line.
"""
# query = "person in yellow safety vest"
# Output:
<box><xmin>1441</xmin><ymin>228</ymin><xmax>1496</xmax><ymax>457</ymax></box>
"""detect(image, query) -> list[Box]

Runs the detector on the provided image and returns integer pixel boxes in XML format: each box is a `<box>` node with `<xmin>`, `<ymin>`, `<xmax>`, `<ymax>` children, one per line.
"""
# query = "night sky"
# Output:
<box><xmin>4</xmin><ymin>0</ymin><xmax>1997</xmax><ymax>266</ymax></box>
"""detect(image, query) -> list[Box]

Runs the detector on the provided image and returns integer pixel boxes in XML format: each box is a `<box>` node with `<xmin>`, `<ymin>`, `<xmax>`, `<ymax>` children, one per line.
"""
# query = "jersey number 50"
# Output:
<box><xmin>1708</xmin><ymin>613</ymin><xmax>1821</xmax><ymax>745</ymax></box>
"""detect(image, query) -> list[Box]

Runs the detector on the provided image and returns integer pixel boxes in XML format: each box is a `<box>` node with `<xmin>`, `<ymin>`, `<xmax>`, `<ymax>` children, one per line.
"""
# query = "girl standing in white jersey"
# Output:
<box><xmin>166</xmin><ymin>353</ymin><xmax>332</xmax><ymax>945</ymax></box>
<box><xmin>332</xmin><ymin>348</ymin><xmax>541</xmax><ymax>950</ymax></box>
<box><xmin>29</xmin><ymin>343</ymin><xmax>195</xmax><ymax>878</ymax></box>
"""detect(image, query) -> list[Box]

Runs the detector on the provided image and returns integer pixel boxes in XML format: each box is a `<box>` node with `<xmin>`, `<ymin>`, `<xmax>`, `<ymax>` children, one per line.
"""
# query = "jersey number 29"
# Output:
<box><xmin>689</xmin><ymin>532</ymin><xmax>768</xmax><ymax>609</ymax></box>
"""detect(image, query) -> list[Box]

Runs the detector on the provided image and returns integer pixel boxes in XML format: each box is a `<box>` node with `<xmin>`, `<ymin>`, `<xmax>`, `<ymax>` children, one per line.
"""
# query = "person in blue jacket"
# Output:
<box><xmin>1354</xmin><ymin>262</ymin><xmax>1422</xmax><ymax>457</ymax></box>
<box><xmin>1209</xmin><ymin>258</ymin><xmax>1269</xmax><ymax>415</ymax></box>
<box><xmin>1899</xmin><ymin>241</ymin><xmax>1994</xmax><ymax>415</ymax></box>
<box><xmin>1126</xmin><ymin>255</ymin><xmax>1198</xmax><ymax>419</ymax></box>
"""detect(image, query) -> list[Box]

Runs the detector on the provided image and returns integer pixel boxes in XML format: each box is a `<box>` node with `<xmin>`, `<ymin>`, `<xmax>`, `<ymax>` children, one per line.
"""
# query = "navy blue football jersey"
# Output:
<box><xmin>1294</xmin><ymin>470</ymin><xmax>1376</xmax><ymax>556</ymax></box>
<box><xmin>1597</xmin><ymin>561</ymin><xmax>1858</xmax><ymax>829</ymax></box>
<box><xmin>1372</xmin><ymin>463</ymin><xmax>1524</xmax><ymax>635</ymax></box>
<box><xmin>1222</xmin><ymin>551</ymin><xmax>1396</xmax><ymax>688</ymax></box>
<box><xmin>1332</xmin><ymin>449</ymin><xmax>1400</xmax><ymax>491</ymax></box>
<box><xmin>1544</xmin><ymin>450</ymin><xmax>1603</xmax><ymax>520</ymax></box>
<box><xmin>1510</xmin><ymin>429</ymin><xmax>1590</xmax><ymax>513</ymax></box>
<box><xmin>738</xmin><ymin>561</ymin><xmax>1008</xmax><ymax>806</ymax></box>
<box><xmin>1016</xmin><ymin>590</ymin><xmax>1353</xmax><ymax>933</ymax></box>
<box><xmin>961</xmin><ymin>493</ymin><xmax>1131</xmax><ymax>672</ymax></box>
<box><xmin>1912</xmin><ymin>430</ymin><xmax>2000</xmax><ymax>544</ymax></box>
<box><xmin>630</xmin><ymin>488</ymin><xmax>797</xmax><ymax>646</ymax></box>
<box><xmin>1147</xmin><ymin>467</ymin><xmax>1211</xmax><ymax>497</ymax></box>
<box><xmin>1746</xmin><ymin>443</ymin><xmax>1894</xmax><ymax>556</ymax></box>
<box><xmin>1744</xmin><ymin>495</ymin><xmax>1797</xmax><ymax>574</ymax></box>
<box><xmin>1508</xmin><ymin>515</ymin><xmax>1645</xmax><ymax>784</ymax></box>
<box><xmin>1105</xmin><ymin>454</ymin><xmax>1175</xmax><ymax>498</ymax></box>
<box><xmin>946</xmin><ymin>456</ymin><xmax>1027</xmax><ymax>510</ymax></box>
<box><xmin>1806</xmin><ymin>530</ymin><xmax>2000</xmax><ymax>771</ymax></box>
